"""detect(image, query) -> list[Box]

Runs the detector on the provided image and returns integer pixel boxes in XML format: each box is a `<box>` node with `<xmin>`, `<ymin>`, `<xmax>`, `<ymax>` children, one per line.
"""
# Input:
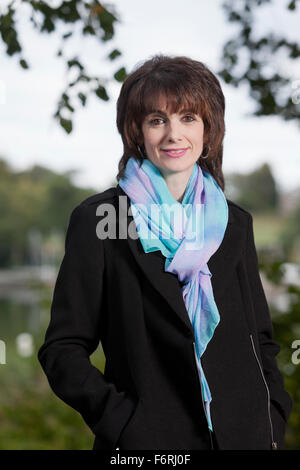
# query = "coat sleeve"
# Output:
<box><xmin>37</xmin><ymin>203</ymin><xmax>137</xmax><ymax>449</ymax></box>
<box><xmin>244</xmin><ymin>213</ymin><xmax>293</xmax><ymax>427</ymax></box>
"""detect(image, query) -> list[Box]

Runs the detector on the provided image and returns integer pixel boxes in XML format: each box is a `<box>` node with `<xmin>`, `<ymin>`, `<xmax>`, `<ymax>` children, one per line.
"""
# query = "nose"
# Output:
<box><xmin>164</xmin><ymin>118</ymin><xmax>183</xmax><ymax>142</ymax></box>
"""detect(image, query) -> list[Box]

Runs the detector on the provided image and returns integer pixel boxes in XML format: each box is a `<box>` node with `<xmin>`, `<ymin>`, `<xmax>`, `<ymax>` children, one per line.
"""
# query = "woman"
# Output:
<box><xmin>38</xmin><ymin>54</ymin><xmax>293</xmax><ymax>450</ymax></box>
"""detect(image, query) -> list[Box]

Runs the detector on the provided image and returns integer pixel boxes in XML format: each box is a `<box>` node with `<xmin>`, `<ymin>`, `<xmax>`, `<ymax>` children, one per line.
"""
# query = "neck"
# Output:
<box><xmin>160</xmin><ymin>166</ymin><xmax>194</xmax><ymax>203</ymax></box>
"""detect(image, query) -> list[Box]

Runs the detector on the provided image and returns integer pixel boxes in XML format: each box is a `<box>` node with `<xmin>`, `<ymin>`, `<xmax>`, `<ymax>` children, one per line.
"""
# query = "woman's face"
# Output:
<box><xmin>141</xmin><ymin>97</ymin><xmax>205</xmax><ymax>178</ymax></box>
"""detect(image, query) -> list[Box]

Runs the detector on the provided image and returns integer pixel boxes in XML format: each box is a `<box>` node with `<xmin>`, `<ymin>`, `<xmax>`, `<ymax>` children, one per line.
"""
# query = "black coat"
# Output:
<box><xmin>38</xmin><ymin>184</ymin><xmax>293</xmax><ymax>450</ymax></box>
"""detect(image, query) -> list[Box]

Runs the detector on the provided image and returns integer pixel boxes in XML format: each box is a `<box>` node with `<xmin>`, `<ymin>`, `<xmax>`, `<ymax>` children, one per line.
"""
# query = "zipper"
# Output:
<box><xmin>249</xmin><ymin>334</ymin><xmax>278</xmax><ymax>450</ymax></box>
<box><xmin>192</xmin><ymin>341</ymin><xmax>214</xmax><ymax>450</ymax></box>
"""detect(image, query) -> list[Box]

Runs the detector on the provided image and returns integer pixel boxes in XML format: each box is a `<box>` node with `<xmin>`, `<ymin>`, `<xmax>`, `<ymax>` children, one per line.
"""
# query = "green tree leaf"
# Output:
<box><xmin>114</xmin><ymin>66</ymin><xmax>127</xmax><ymax>82</ymax></box>
<box><xmin>108</xmin><ymin>48</ymin><xmax>121</xmax><ymax>60</ymax></box>
<box><xmin>59</xmin><ymin>118</ymin><xmax>72</xmax><ymax>134</ymax></box>
<box><xmin>19</xmin><ymin>58</ymin><xmax>29</xmax><ymax>69</ymax></box>
<box><xmin>94</xmin><ymin>85</ymin><xmax>109</xmax><ymax>101</ymax></box>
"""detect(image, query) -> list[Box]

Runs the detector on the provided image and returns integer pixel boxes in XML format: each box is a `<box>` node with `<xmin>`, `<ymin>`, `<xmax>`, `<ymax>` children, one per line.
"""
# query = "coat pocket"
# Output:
<box><xmin>114</xmin><ymin>398</ymin><xmax>141</xmax><ymax>450</ymax></box>
<box><xmin>249</xmin><ymin>334</ymin><xmax>278</xmax><ymax>450</ymax></box>
<box><xmin>270</xmin><ymin>399</ymin><xmax>287</xmax><ymax>450</ymax></box>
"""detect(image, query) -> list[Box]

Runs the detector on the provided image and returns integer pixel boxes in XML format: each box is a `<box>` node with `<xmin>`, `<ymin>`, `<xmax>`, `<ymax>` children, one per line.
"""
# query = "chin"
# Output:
<box><xmin>160</xmin><ymin>158</ymin><xmax>194</xmax><ymax>172</ymax></box>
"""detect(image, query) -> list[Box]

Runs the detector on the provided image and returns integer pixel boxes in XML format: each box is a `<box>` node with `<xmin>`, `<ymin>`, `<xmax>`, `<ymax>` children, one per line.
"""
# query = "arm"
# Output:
<box><xmin>244</xmin><ymin>214</ymin><xmax>293</xmax><ymax>425</ymax></box>
<box><xmin>37</xmin><ymin>203</ymin><xmax>137</xmax><ymax>449</ymax></box>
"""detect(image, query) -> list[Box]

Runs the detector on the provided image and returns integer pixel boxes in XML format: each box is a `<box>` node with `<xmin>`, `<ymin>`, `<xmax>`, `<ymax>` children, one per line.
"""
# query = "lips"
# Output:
<box><xmin>161</xmin><ymin>148</ymin><xmax>189</xmax><ymax>158</ymax></box>
<box><xmin>162</xmin><ymin>148</ymin><xmax>188</xmax><ymax>151</ymax></box>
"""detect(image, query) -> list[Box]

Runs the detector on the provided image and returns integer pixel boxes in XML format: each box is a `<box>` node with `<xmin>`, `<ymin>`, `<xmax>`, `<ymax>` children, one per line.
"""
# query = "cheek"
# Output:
<box><xmin>145</xmin><ymin>132</ymin><xmax>161</xmax><ymax>148</ymax></box>
<box><xmin>191</xmin><ymin>128</ymin><xmax>204</xmax><ymax>147</ymax></box>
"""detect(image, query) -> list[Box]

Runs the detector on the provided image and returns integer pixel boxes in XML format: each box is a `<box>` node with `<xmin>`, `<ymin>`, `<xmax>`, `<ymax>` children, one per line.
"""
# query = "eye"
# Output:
<box><xmin>149</xmin><ymin>115</ymin><xmax>195</xmax><ymax>125</ymax></box>
<box><xmin>183</xmin><ymin>115</ymin><xmax>195</xmax><ymax>122</ymax></box>
<box><xmin>149</xmin><ymin>118</ymin><xmax>164</xmax><ymax>126</ymax></box>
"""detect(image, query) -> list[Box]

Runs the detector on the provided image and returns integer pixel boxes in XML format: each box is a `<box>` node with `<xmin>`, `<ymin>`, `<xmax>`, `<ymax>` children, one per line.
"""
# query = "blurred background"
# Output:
<box><xmin>0</xmin><ymin>0</ymin><xmax>299</xmax><ymax>450</ymax></box>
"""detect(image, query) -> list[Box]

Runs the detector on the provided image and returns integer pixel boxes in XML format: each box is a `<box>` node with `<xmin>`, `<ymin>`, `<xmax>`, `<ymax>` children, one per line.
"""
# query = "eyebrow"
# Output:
<box><xmin>146</xmin><ymin>108</ymin><xmax>196</xmax><ymax>117</ymax></box>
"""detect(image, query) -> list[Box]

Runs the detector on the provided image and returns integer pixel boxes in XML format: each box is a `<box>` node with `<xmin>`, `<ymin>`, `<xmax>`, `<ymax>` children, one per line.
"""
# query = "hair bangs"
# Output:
<box><xmin>139</xmin><ymin>78</ymin><xmax>205</xmax><ymax>120</ymax></box>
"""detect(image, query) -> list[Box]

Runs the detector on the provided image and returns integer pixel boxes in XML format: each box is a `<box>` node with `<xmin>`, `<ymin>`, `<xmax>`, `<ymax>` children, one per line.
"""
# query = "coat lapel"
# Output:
<box><xmin>115</xmin><ymin>183</ymin><xmax>239</xmax><ymax>337</ymax></box>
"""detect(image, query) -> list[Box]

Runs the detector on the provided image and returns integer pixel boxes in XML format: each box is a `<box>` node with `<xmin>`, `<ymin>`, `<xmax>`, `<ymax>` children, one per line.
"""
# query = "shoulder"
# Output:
<box><xmin>77</xmin><ymin>186</ymin><xmax>118</xmax><ymax>209</ymax></box>
<box><xmin>69</xmin><ymin>186</ymin><xmax>118</xmax><ymax>219</ymax></box>
<box><xmin>65</xmin><ymin>186</ymin><xmax>118</xmax><ymax>244</ymax></box>
<box><xmin>74</xmin><ymin>186</ymin><xmax>117</xmax><ymax>210</ymax></box>
<box><xmin>226</xmin><ymin>198</ymin><xmax>253</xmax><ymax>227</ymax></box>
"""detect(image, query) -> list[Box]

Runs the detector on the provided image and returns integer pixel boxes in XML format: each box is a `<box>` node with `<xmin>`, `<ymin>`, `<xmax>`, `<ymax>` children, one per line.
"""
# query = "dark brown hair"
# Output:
<box><xmin>116</xmin><ymin>54</ymin><xmax>226</xmax><ymax>191</ymax></box>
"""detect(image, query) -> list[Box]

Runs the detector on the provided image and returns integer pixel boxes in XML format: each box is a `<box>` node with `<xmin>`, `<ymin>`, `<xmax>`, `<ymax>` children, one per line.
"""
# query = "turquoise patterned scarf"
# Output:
<box><xmin>119</xmin><ymin>156</ymin><xmax>228</xmax><ymax>431</ymax></box>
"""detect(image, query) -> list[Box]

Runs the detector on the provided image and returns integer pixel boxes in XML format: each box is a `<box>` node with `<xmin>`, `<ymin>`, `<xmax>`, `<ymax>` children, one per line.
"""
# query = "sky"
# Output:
<box><xmin>0</xmin><ymin>0</ymin><xmax>299</xmax><ymax>195</ymax></box>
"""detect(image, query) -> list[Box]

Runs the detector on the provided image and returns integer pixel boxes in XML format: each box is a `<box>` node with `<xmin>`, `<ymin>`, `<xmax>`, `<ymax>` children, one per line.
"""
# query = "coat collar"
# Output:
<box><xmin>115</xmin><ymin>183</ymin><xmax>239</xmax><ymax>338</ymax></box>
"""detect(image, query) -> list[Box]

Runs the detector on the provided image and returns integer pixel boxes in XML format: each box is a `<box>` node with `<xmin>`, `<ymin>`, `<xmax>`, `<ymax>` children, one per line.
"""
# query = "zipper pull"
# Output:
<box><xmin>272</xmin><ymin>441</ymin><xmax>278</xmax><ymax>450</ymax></box>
